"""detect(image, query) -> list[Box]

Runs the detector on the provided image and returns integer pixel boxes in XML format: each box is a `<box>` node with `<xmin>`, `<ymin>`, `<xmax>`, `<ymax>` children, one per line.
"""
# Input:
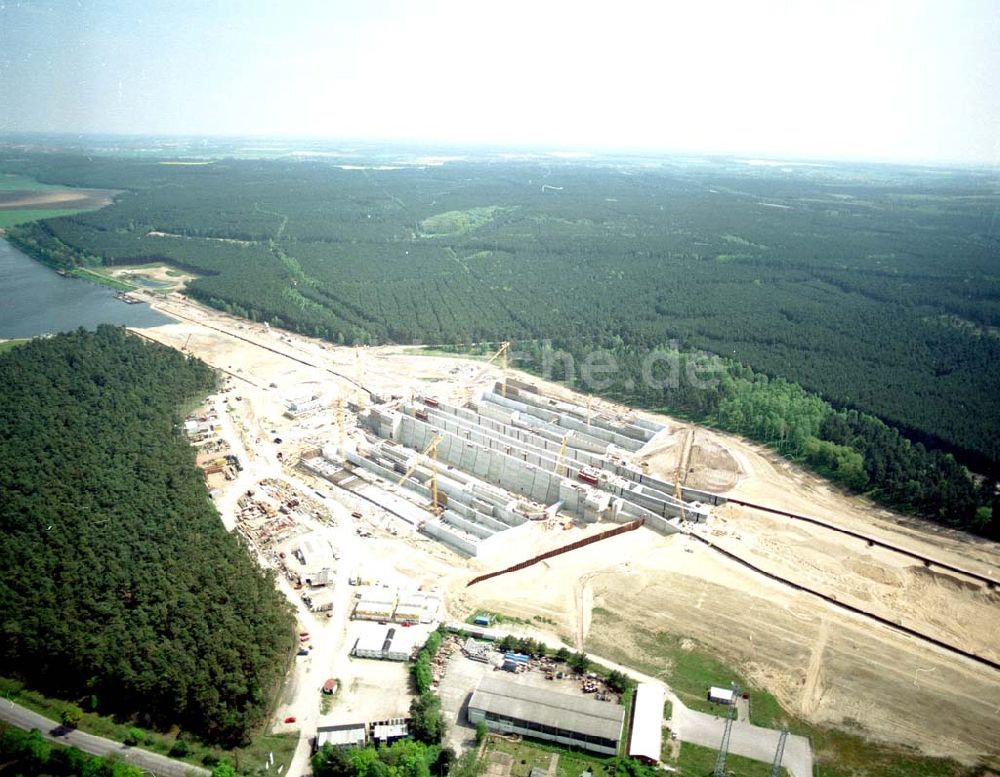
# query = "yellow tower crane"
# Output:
<box><xmin>673</xmin><ymin>427</ymin><xmax>694</xmax><ymax>522</ymax></box>
<box><xmin>397</xmin><ymin>435</ymin><xmax>444</xmax><ymax>515</ymax></box>
<box><xmin>354</xmin><ymin>347</ymin><xmax>365</xmax><ymax>410</ymax></box>
<box><xmin>485</xmin><ymin>341</ymin><xmax>510</xmax><ymax>397</ymax></box>
<box><xmin>465</xmin><ymin>341</ymin><xmax>511</xmax><ymax>403</ymax></box>
<box><xmin>335</xmin><ymin>398</ymin><xmax>347</xmax><ymax>462</ymax></box>
<box><xmin>552</xmin><ymin>433</ymin><xmax>570</xmax><ymax>477</ymax></box>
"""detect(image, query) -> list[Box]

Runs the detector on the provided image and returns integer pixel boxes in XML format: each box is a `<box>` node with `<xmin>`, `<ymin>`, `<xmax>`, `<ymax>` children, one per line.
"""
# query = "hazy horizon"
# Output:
<box><xmin>2</xmin><ymin>0</ymin><xmax>998</xmax><ymax>166</ymax></box>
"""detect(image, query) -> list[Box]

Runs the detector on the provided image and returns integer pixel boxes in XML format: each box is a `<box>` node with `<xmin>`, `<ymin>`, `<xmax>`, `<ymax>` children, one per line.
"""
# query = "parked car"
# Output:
<box><xmin>284</xmin><ymin>716</ymin><xmax>296</xmax><ymax>724</ymax></box>
<box><xmin>297</xmin><ymin>648</ymin><xmax>309</xmax><ymax>656</ymax></box>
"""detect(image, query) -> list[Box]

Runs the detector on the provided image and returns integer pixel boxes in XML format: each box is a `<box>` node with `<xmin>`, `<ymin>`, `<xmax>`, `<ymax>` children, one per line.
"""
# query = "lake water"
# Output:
<box><xmin>0</xmin><ymin>238</ymin><xmax>172</xmax><ymax>339</ymax></box>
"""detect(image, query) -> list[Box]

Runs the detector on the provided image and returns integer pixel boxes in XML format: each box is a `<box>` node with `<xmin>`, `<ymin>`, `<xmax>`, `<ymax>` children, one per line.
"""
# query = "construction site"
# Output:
<box><xmin>125</xmin><ymin>290</ymin><xmax>1000</xmax><ymax>774</ymax></box>
<box><xmin>302</xmin><ymin>362</ymin><xmax>720</xmax><ymax>559</ymax></box>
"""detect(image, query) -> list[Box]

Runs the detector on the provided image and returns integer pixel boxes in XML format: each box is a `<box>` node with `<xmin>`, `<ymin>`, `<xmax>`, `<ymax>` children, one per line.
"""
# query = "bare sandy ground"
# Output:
<box><xmin>130</xmin><ymin>292</ymin><xmax>1000</xmax><ymax>763</ymax></box>
<box><xmin>105</xmin><ymin>264</ymin><xmax>198</xmax><ymax>290</ymax></box>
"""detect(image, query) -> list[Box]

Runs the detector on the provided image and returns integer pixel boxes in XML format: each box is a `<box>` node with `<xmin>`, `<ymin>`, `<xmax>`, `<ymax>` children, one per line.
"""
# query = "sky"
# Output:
<box><xmin>1</xmin><ymin>0</ymin><xmax>998</xmax><ymax>164</ymax></box>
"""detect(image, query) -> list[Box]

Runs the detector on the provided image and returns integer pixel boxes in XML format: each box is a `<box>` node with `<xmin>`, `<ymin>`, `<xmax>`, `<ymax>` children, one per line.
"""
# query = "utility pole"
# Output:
<box><xmin>713</xmin><ymin>683</ymin><xmax>741</xmax><ymax>777</ymax></box>
<box><xmin>713</xmin><ymin>704</ymin><xmax>737</xmax><ymax>777</ymax></box>
<box><xmin>770</xmin><ymin>729</ymin><xmax>789</xmax><ymax>777</ymax></box>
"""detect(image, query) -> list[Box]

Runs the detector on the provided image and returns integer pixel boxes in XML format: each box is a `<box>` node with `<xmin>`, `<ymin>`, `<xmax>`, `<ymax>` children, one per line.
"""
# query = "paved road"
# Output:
<box><xmin>0</xmin><ymin>700</ymin><xmax>209</xmax><ymax>777</ymax></box>
<box><xmin>670</xmin><ymin>704</ymin><xmax>813</xmax><ymax>777</ymax></box>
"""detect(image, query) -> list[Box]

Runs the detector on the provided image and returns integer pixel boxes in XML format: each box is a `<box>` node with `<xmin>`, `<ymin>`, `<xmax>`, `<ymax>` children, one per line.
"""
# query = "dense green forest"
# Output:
<box><xmin>1</xmin><ymin>151</ymin><xmax>997</xmax><ymax>531</ymax></box>
<box><xmin>0</xmin><ymin>327</ymin><xmax>296</xmax><ymax>745</ymax></box>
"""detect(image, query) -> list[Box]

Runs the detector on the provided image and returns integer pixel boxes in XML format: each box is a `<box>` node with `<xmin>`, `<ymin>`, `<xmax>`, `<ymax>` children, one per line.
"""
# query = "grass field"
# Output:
<box><xmin>589</xmin><ymin>607</ymin><xmax>782</xmax><ymax>726</ymax></box>
<box><xmin>0</xmin><ymin>677</ymin><xmax>298</xmax><ymax>775</ymax></box>
<box><xmin>419</xmin><ymin>205</ymin><xmax>511</xmax><ymax>236</ymax></box>
<box><xmin>0</xmin><ymin>339</ymin><xmax>29</xmax><ymax>354</ymax></box>
<box><xmin>0</xmin><ymin>173</ymin><xmax>59</xmax><ymax>191</ymax></box>
<box><xmin>586</xmin><ymin>610</ymin><xmax>979</xmax><ymax>777</ymax></box>
<box><xmin>488</xmin><ymin>735</ymin><xmax>614</xmax><ymax>777</ymax></box>
<box><xmin>70</xmin><ymin>267</ymin><xmax>138</xmax><ymax>291</ymax></box>
<box><xmin>0</xmin><ymin>208</ymin><xmax>92</xmax><ymax>227</ymax></box>
<box><xmin>670</xmin><ymin>741</ymin><xmax>786</xmax><ymax>776</ymax></box>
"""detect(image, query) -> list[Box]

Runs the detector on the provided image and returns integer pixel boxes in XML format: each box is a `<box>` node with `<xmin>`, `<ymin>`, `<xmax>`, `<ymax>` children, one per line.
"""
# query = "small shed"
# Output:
<box><xmin>304</xmin><ymin>587</ymin><xmax>336</xmax><ymax>612</ymax></box>
<box><xmin>708</xmin><ymin>686</ymin><xmax>735</xmax><ymax>705</ymax></box>
<box><xmin>315</xmin><ymin>722</ymin><xmax>365</xmax><ymax>750</ymax></box>
<box><xmin>371</xmin><ymin>718</ymin><xmax>410</xmax><ymax>746</ymax></box>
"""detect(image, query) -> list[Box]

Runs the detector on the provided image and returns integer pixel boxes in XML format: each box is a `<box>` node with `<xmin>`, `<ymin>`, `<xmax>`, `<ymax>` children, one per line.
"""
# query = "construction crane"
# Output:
<box><xmin>397</xmin><ymin>435</ymin><xmax>444</xmax><ymax>515</ymax></box>
<box><xmin>770</xmin><ymin>729</ymin><xmax>789</xmax><ymax>777</ymax></box>
<box><xmin>465</xmin><ymin>341</ymin><xmax>511</xmax><ymax>403</ymax></box>
<box><xmin>673</xmin><ymin>428</ymin><xmax>693</xmax><ymax>522</ymax></box>
<box><xmin>551</xmin><ymin>434</ymin><xmax>569</xmax><ymax>477</ymax></box>
<box><xmin>354</xmin><ymin>347</ymin><xmax>365</xmax><ymax>410</ymax></box>
<box><xmin>488</xmin><ymin>341</ymin><xmax>510</xmax><ymax>397</ymax></box>
<box><xmin>712</xmin><ymin>702</ymin><xmax>738</xmax><ymax>777</ymax></box>
<box><xmin>335</xmin><ymin>398</ymin><xmax>347</xmax><ymax>462</ymax></box>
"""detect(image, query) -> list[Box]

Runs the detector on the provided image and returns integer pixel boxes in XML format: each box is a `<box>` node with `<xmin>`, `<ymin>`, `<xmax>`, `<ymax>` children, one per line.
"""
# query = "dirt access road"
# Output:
<box><xmin>131</xmin><ymin>291</ymin><xmax>1000</xmax><ymax>765</ymax></box>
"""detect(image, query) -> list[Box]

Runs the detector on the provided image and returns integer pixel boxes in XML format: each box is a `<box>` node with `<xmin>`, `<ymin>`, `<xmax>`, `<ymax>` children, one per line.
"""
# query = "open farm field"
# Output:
<box><xmin>0</xmin><ymin>173</ymin><xmax>59</xmax><ymax>191</ymax></box>
<box><xmin>0</xmin><ymin>172</ymin><xmax>118</xmax><ymax>226</ymax></box>
<box><xmin>0</xmin><ymin>208</ymin><xmax>103</xmax><ymax>228</ymax></box>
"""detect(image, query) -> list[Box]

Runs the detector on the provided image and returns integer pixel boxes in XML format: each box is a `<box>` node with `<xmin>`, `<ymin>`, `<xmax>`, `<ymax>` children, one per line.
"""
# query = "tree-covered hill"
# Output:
<box><xmin>0</xmin><ymin>327</ymin><xmax>295</xmax><ymax>745</ymax></box>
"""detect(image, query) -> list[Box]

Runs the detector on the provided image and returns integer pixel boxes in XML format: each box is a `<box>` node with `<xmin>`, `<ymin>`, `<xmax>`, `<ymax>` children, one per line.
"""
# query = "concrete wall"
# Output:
<box><xmin>617</xmin><ymin>501</ymin><xmax>682</xmax><ymax>535</ymax></box>
<box><xmin>396</xmin><ymin>415</ymin><xmax>565</xmax><ymax>506</ymax></box>
<box><xmin>421</xmin><ymin>520</ymin><xmax>479</xmax><ymax>556</ymax></box>
<box><xmin>441</xmin><ymin>510</ymin><xmax>496</xmax><ymax>540</ymax></box>
<box><xmin>356</xmin><ymin>391</ymin><xmax>710</xmax><ymax>541</ymax></box>
<box><xmin>503</xmin><ymin>389</ymin><xmax>659</xmax><ymax>443</ymax></box>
